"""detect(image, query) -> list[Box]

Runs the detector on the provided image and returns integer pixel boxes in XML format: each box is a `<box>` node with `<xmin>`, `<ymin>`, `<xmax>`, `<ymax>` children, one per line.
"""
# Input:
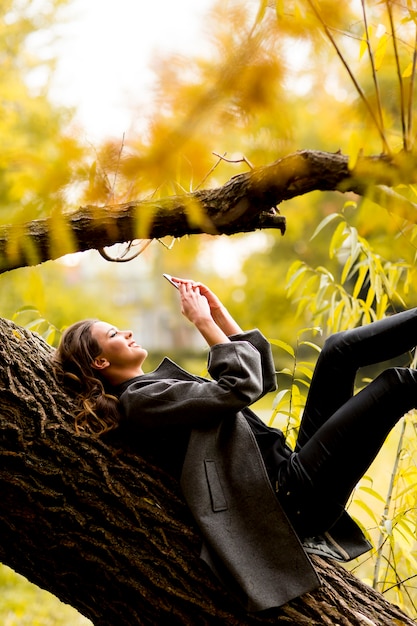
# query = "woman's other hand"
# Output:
<box><xmin>177</xmin><ymin>281</ymin><xmax>230</xmax><ymax>346</ymax></box>
<box><xmin>178</xmin><ymin>282</ymin><xmax>211</xmax><ymax>326</ymax></box>
<box><xmin>172</xmin><ymin>277</ymin><xmax>243</xmax><ymax>338</ymax></box>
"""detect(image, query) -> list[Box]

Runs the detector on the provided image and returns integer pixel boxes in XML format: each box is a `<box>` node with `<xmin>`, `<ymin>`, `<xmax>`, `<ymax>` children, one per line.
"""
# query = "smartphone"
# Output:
<box><xmin>163</xmin><ymin>273</ymin><xmax>179</xmax><ymax>289</ymax></box>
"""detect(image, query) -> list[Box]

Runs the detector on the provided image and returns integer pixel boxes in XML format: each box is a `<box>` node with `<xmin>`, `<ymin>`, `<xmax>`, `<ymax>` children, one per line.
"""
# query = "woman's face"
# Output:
<box><xmin>90</xmin><ymin>321</ymin><xmax>148</xmax><ymax>373</ymax></box>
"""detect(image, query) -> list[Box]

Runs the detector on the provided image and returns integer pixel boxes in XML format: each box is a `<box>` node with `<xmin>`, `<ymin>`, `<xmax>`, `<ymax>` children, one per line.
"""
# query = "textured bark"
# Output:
<box><xmin>0</xmin><ymin>317</ymin><xmax>414</xmax><ymax>625</ymax></box>
<box><xmin>1</xmin><ymin>149</ymin><xmax>417</xmax><ymax>274</ymax></box>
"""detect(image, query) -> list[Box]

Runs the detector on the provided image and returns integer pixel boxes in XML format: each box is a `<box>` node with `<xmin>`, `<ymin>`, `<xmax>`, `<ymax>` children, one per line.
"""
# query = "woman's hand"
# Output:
<box><xmin>178</xmin><ymin>281</ymin><xmax>212</xmax><ymax>326</ymax></box>
<box><xmin>172</xmin><ymin>277</ymin><xmax>243</xmax><ymax>337</ymax></box>
<box><xmin>177</xmin><ymin>281</ymin><xmax>230</xmax><ymax>347</ymax></box>
<box><xmin>194</xmin><ymin>282</ymin><xmax>223</xmax><ymax>314</ymax></box>
<box><xmin>171</xmin><ymin>278</ymin><xmax>222</xmax><ymax>313</ymax></box>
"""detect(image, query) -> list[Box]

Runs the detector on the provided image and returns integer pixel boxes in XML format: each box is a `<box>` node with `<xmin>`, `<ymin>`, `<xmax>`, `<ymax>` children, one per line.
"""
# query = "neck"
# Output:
<box><xmin>104</xmin><ymin>366</ymin><xmax>144</xmax><ymax>387</ymax></box>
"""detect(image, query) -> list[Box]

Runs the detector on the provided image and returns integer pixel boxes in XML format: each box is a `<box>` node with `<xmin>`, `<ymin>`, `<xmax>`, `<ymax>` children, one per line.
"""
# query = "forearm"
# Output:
<box><xmin>210</xmin><ymin>305</ymin><xmax>243</xmax><ymax>336</ymax></box>
<box><xmin>194</xmin><ymin>316</ymin><xmax>231</xmax><ymax>346</ymax></box>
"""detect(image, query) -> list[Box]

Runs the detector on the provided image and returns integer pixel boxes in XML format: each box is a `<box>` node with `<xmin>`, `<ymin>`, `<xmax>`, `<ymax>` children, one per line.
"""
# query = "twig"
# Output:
<box><xmin>156</xmin><ymin>238</ymin><xmax>177</xmax><ymax>250</ymax></box>
<box><xmin>98</xmin><ymin>239</ymin><xmax>152</xmax><ymax>262</ymax></box>
<box><xmin>385</xmin><ymin>0</ymin><xmax>408</xmax><ymax>150</ymax></box>
<box><xmin>372</xmin><ymin>417</ymin><xmax>407</xmax><ymax>590</ymax></box>
<box><xmin>361</xmin><ymin>0</ymin><xmax>384</xmax><ymax>139</ymax></box>
<box><xmin>407</xmin><ymin>28</ymin><xmax>417</xmax><ymax>150</ymax></box>
<box><xmin>194</xmin><ymin>153</ymin><xmax>227</xmax><ymax>191</ymax></box>
<box><xmin>306</xmin><ymin>0</ymin><xmax>390</xmax><ymax>153</ymax></box>
<box><xmin>109</xmin><ymin>133</ymin><xmax>126</xmax><ymax>204</ymax></box>
<box><xmin>384</xmin><ymin>573</ymin><xmax>417</xmax><ymax>593</ymax></box>
<box><xmin>212</xmin><ymin>152</ymin><xmax>254</xmax><ymax>170</ymax></box>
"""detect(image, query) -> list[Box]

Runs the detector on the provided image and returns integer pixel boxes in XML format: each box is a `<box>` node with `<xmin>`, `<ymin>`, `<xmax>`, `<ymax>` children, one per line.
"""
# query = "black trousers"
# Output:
<box><xmin>277</xmin><ymin>307</ymin><xmax>417</xmax><ymax>537</ymax></box>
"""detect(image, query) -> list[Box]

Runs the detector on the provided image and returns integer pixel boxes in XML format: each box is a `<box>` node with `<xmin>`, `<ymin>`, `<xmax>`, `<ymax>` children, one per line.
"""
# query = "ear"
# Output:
<box><xmin>92</xmin><ymin>357</ymin><xmax>110</xmax><ymax>371</ymax></box>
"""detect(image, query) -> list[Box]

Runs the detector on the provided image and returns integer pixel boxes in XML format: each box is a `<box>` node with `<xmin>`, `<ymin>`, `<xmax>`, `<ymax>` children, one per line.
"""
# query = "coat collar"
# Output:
<box><xmin>114</xmin><ymin>357</ymin><xmax>203</xmax><ymax>396</ymax></box>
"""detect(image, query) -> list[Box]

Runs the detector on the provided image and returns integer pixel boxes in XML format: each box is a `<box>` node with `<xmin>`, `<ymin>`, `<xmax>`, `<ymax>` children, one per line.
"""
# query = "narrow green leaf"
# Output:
<box><xmin>329</xmin><ymin>221</ymin><xmax>348</xmax><ymax>259</ymax></box>
<box><xmin>298</xmin><ymin>341</ymin><xmax>321</xmax><ymax>354</ymax></box>
<box><xmin>353</xmin><ymin>263</ymin><xmax>368</xmax><ymax>298</ymax></box>
<box><xmin>269</xmin><ymin>339</ymin><xmax>295</xmax><ymax>357</ymax></box>
<box><xmin>310</xmin><ymin>213</ymin><xmax>342</xmax><ymax>241</ymax></box>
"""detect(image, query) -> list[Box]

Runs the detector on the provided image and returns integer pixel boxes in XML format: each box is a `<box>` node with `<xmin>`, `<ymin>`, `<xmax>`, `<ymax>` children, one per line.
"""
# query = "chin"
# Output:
<box><xmin>139</xmin><ymin>349</ymin><xmax>148</xmax><ymax>363</ymax></box>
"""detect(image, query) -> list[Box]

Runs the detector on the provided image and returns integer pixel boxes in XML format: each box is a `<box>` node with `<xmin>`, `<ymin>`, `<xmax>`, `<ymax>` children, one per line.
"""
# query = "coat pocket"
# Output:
<box><xmin>204</xmin><ymin>459</ymin><xmax>228</xmax><ymax>512</ymax></box>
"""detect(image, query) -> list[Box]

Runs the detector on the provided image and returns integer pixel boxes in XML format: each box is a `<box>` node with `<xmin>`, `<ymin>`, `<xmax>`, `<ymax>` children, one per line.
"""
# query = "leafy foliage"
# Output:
<box><xmin>0</xmin><ymin>563</ymin><xmax>91</xmax><ymax>625</ymax></box>
<box><xmin>287</xmin><ymin>210</ymin><xmax>413</xmax><ymax>331</ymax></box>
<box><xmin>0</xmin><ymin>0</ymin><xmax>86</xmax><ymax>275</ymax></box>
<box><xmin>268</xmin><ymin>216</ymin><xmax>417</xmax><ymax>617</ymax></box>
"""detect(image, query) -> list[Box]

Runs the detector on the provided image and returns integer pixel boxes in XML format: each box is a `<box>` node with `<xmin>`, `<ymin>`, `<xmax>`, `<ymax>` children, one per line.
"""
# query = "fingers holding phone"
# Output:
<box><xmin>163</xmin><ymin>274</ymin><xmax>223</xmax><ymax>310</ymax></box>
<box><xmin>162</xmin><ymin>274</ymin><xmax>241</xmax><ymax>339</ymax></box>
<box><xmin>163</xmin><ymin>273</ymin><xmax>180</xmax><ymax>289</ymax></box>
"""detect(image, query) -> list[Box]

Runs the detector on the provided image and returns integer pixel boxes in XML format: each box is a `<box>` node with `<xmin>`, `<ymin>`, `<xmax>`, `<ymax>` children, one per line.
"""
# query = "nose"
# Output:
<box><xmin>124</xmin><ymin>329</ymin><xmax>133</xmax><ymax>338</ymax></box>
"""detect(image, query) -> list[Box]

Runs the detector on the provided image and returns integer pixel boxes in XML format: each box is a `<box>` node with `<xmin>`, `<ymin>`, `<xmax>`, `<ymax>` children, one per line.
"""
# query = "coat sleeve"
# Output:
<box><xmin>119</xmin><ymin>336</ymin><xmax>270</xmax><ymax>429</ymax></box>
<box><xmin>228</xmin><ymin>329</ymin><xmax>277</xmax><ymax>396</ymax></box>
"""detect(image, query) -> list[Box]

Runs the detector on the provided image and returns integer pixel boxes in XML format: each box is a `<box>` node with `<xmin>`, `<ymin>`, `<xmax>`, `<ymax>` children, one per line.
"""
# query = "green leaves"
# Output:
<box><xmin>0</xmin><ymin>563</ymin><xmax>91</xmax><ymax>625</ymax></box>
<box><xmin>275</xmin><ymin>207</ymin><xmax>417</xmax><ymax>616</ymax></box>
<box><xmin>0</xmin><ymin>0</ymin><xmax>85</xmax><ymax>232</ymax></box>
<box><xmin>288</xmin><ymin>211</ymin><xmax>411</xmax><ymax>333</ymax></box>
<box><xmin>268</xmin><ymin>327</ymin><xmax>321</xmax><ymax>447</ymax></box>
<box><xmin>12</xmin><ymin>306</ymin><xmax>60</xmax><ymax>345</ymax></box>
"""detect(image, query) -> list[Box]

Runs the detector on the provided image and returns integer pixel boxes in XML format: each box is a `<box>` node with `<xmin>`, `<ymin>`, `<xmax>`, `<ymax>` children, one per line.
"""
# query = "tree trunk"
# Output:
<box><xmin>0</xmin><ymin>317</ymin><xmax>414</xmax><ymax>626</ymax></box>
<box><xmin>2</xmin><ymin>149</ymin><xmax>417</xmax><ymax>274</ymax></box>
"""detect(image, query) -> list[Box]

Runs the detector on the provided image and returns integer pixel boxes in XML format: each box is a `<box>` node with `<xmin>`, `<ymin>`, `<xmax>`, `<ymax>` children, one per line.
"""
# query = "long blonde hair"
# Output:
<box><xmin>52</xmin><ymin>320</ymin><xmax>121</xmax><ymax>436</ymax></box>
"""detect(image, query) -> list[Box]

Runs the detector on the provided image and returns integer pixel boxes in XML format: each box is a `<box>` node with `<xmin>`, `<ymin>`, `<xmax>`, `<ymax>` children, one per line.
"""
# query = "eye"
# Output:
<box><xmin>109</xmin><ymin>329</ymin><xmax>118</xmax><ymax>338</ymax></box>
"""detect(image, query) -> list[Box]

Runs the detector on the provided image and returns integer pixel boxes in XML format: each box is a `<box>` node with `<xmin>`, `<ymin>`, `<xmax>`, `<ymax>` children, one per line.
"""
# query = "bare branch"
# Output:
<box><xmin>212</xmin><ymin>152</ymin><xmax>255</xmax><ymax>170</ymax></box>
<box><xmin>361</xmin><ymin>0</ymin><xmax>385</xmax><ymax>136</ymax></box>
<box><xmin>386</xmin><ymin>0</ymin><xmax>408</xmax><ymax>150</ymax></box>
<box><xmin>306</xmin><ymin>0</ymin><xmax>390</xmax><ymax>153</ymax></box>
<box><xmin>98</xmin><ymin>240</ymin><xmax>152</xmax><ymax>262</ymax></box>
<box><xmin>407</xmin><ymin>28</ymin><xmax>417</xmax><ymax>149</ymax></box>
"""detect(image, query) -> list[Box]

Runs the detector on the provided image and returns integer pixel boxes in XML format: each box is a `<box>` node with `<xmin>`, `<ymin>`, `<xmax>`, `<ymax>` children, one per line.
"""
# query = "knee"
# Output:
<box><xmin>369</xmin><ymin>367</ymin><xmax>417</xmax><ymax>416</ymax></box>
<box><xmin>314</xmin><ymin>332</ymin><xmax>352</xmax><ymax>372</ymax></box>
<box><xmin>320</xmin><ymin>331</ymin><xmax>349</xmax><ymax>358</ymax></box>
<box><xmin>376</xmin><ymin>366</ymin><xmax>417</xmax><ymax>388</ymax></box>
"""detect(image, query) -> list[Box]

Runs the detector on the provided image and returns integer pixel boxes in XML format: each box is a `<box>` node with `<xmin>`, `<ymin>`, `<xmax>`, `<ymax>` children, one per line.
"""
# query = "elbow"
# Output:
<box><xmin>230</xmin><ymin>379</ymin><xmax>265</xmax><ymax>406</ymax></box>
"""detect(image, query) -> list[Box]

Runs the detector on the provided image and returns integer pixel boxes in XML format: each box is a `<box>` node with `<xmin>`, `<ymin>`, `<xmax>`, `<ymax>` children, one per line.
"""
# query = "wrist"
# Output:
<box><xmin>192</xmin><ymin>314</ymin><xmax>215</xmax><ymax>329</ymax></box>
<box><xmin>209</xmin><ymin>303</ymin><xmax>225</xmax><ymax>316</ymax></box>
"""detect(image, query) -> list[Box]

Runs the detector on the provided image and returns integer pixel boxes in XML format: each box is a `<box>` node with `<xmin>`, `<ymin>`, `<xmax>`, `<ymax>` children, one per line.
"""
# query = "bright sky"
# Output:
<box><xmin>46</xmin><ymin>0</ymin><xmax>270</xmax><ymax>279</ymax></box>
<box><xmin>50</xmin><ymin>0</ymin><xmax>213</xmax><ymax>141</ymax></box>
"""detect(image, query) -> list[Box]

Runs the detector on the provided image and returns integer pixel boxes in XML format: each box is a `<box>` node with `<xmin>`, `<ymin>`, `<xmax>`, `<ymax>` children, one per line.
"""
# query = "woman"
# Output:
<box><xmin>53</xmin><ymin>278</ymin><xmax>417</xmax><ymax>611</ymax></box>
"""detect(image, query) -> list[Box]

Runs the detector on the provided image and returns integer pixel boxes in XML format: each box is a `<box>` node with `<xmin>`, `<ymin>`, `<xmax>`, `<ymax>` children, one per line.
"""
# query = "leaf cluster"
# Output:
<box><xmin>267</xmin><ymin>213</ymin><xmax>417</xmax><ymax>617</ymax></box>
<box><xmin>0</xmin><ymin>1</ymin><xmax>85</xmax><ymax>231</ymax></box>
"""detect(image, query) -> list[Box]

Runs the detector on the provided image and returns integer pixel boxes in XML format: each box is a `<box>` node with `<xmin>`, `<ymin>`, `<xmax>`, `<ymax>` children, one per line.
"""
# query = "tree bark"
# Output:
<box><xmin>0</xmin><ymin>317</ymin><xmax>414</xmax><ymax>625</ymax></box>
<box><xmin>2</xmin><ymin>149</ymin><xmax>417</xmax><ymax>274</ymax></box>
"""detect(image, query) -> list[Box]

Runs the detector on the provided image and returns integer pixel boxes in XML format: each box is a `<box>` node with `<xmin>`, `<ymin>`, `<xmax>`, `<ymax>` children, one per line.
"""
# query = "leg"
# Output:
<box><xmin>278</xmin><ymin>366</ymin><xmax>417</xmax><ymax>537</ymax></box>
<box><xmin>296</xmin><ymin>308</ymin><xmax>417</xmax><ymax>451</ymax></box>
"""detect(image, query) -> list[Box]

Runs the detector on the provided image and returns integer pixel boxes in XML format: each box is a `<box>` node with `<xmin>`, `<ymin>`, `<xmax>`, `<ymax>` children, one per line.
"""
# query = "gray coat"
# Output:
<box><xmin>119</xmin><ymin>330</ymin><xmax>371</xmax><ymax>612</ymax></box>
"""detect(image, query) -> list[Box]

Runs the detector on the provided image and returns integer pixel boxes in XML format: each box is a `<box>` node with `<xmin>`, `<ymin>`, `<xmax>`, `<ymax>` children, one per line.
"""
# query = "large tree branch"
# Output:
<box><xmin>2</xmin><ymin>149</ymin><xmax>417</xmax><ymax>274</ymax></box>
<box><xmin>0</xmin><ymin>317</ymin><xmax>415</xmax><ymax>625</ymax></box>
